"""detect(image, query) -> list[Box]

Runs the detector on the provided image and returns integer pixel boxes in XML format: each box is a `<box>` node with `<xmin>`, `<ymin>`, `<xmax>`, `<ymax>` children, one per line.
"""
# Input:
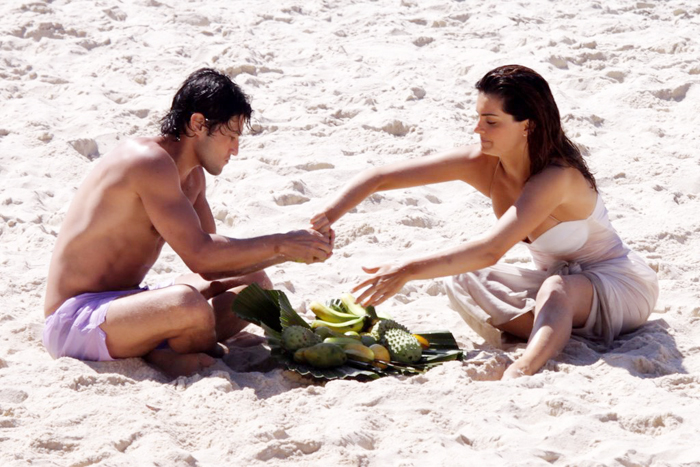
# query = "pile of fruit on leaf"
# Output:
<box><xmin>231</xmin><ymin>284</ymin><xmax>464</xmax><ymax>381</ymax></box>
<box><xmin>287</xmin><ymin>293</ymin><xmax>427</xmax><ymax>369</ymax></box>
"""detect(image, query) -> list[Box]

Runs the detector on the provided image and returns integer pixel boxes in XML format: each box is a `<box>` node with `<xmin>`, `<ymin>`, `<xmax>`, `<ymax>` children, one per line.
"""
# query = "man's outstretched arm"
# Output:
<box><xmin>133</xmin><ymin>150</ymin><xmax>332</xmax><ymax>275</ymax></box>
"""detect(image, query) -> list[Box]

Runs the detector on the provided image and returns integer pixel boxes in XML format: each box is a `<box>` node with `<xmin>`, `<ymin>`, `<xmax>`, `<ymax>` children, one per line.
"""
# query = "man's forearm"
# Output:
<box><xmin>179</xmin><ymin>233</ymin><xmax>287</xmax><ymax>276</ymax></box>
<box><xmin>197</xmin><ymin>256</ymin><xmax>287</xmax><ymax>280</ymax></box>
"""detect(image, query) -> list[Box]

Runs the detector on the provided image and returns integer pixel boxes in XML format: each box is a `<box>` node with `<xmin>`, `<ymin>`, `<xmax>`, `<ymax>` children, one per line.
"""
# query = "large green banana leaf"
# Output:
<box><xmin>232</xmin><ymin>284</ymin><xmax>464</xmax><ymax>381</ymax></box>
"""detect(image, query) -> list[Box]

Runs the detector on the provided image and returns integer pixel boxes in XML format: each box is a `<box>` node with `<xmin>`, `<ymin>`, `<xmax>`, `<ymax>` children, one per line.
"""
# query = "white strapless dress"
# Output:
<box><xmin>445</xmin><ymin>194</ymin><xmax>659</xmax><ymax>347</ymax></box>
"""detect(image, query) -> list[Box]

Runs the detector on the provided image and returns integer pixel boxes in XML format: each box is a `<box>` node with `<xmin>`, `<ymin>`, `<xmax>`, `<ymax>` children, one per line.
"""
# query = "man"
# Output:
<box><xmin>43</xmin><ymin>68</ymin><xmax>332</xmax><ymax>377</ymax></box>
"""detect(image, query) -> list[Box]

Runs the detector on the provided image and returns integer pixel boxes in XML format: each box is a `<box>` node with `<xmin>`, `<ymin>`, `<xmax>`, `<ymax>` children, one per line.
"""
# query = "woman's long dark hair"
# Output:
<box><xmin>475</xmin><ymin>65</ymin><xmax>597</xmax><ymax>191</ymax></box>
<box><xmin>161</xmin><ymin>68</ymin><xmax>252</xmax><ymax>139</ymax></box>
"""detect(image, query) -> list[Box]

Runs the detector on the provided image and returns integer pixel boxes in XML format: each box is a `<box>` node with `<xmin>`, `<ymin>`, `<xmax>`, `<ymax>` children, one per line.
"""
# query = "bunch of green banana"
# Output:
<box><xmin>308</xmin><ymin>293</ymin><xmax>374</xmax><ymax>333</ymax></box>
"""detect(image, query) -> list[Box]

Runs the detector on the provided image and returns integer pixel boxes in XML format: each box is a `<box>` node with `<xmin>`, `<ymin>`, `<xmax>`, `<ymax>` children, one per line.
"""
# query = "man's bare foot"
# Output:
<box><xmin>225</xmin><ymin>331</ymin><xmax>267</xmax><ymax>348</ymax></box>
<box><xmin>145</xmin><ymin>349</ymin><xmax>216</xmax><ymax>379</ymax></box>
<box><xmin>205</xmin><ymin>342</ymin><xmax>228</xmax><ymax>359</ymax></box>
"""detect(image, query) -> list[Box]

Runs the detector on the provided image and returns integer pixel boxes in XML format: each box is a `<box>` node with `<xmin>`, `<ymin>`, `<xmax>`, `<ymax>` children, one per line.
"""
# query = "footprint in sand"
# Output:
<box><xmin>69</xmin><ymin>138</ymin><xmax>100</xmax><ymax>160</ymax></box>
<box><xmin>273</xmin><ymin>180</ymin><xmax>310</xmax><ymax>206</ymax></box>
<box><xmin>652</xmin><ymin>83</ymin><xmax>691</xmax><ymax>102</ymax></box>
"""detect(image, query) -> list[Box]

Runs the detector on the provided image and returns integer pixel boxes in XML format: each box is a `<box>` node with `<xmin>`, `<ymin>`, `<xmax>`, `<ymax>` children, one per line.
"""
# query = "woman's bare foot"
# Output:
<box><xmin>501</xmin><ymin>359</ymin><xmax>533</xmax><ymax>380</ymax></box>
<box><xmin>145</xmin><ymin>349</ymin><xmax>216</xmax><ymax>378</ymax></box>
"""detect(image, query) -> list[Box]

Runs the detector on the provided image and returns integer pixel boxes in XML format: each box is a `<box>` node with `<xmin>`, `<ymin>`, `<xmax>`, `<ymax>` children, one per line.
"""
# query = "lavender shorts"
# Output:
<box><xmin>43</xmin><ymin>281</ymin><xmax>173</xmax><ymax>362</ymax></box>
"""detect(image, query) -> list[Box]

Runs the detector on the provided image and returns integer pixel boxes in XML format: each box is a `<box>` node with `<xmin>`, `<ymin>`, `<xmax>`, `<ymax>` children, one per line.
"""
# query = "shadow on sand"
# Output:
<box><xmin>560</xmin><ymin>318</ymin><xmax>686</xmax><ymax>378</ymax></box>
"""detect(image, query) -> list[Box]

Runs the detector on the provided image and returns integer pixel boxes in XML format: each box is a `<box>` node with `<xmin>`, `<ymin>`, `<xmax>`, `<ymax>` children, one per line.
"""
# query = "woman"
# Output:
<box><xmin>311</xmin><ymin>65</ymin><xmax>658</xmax><ymax>378</ymax></box>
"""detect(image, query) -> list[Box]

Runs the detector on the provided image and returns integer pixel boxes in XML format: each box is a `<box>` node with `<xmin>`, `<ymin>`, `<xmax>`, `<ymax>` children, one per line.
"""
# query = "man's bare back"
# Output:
<box><xmin>43</xmin><ymin>68</ymin><xmax>333</xmax><ymax>377</ymax></box>
<box><xmin>44</xmin><ymin>137</ymin><xmax>197</xmax><ymax>316</ymax></box>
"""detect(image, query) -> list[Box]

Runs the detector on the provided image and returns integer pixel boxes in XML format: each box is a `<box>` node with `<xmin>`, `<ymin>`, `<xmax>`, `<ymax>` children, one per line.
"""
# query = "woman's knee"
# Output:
<box><xmin>534</xmin><ymin>276</ymin><xmax>572</xmax><ymax>317</ymax></box>
<box><xmin>537</xmin><ymin>275</ymin><xmax>568</xmax><ymax>300</ymax></box>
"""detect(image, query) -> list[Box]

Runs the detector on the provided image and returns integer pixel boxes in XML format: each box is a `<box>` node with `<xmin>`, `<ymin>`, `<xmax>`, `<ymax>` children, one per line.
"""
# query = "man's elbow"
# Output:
<box><xmin>179</xmin><ymin>248</ymin><xmax>213</xmax><ymax>275</ymax></box>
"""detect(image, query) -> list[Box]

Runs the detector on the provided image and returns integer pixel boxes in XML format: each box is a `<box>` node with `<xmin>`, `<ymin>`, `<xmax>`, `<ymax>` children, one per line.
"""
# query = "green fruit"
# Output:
<box><xmin>293</xmin><ymin>348</ymin><xmax>307</xmax><ymax>364</ymax></box>
<box><xmin>300</xmin><ymin>343</ymin><xmax>347</xmax><ymax>369</ymax></box>
<box><xmin>344</xmin><ymin>331</ymin><xmax>361</xmax><ymax>340</ymax></box>
<box><xmin>313</xmin><ymin>326</ymin><xmax>338</xmax><ymax>340</ymax></box>
<box><xmin>360</xmin><ymin>335</ymin><xmax>377</xmax><ymax>347</ymax></box>
<box><xmin>370</xmin><ymin>319</ymin><xmax>411</xmax><ymax>342</ymax></box>
<box><xmin>323</xmin><ymin>337</ymin><xmax>361</xmax><ymax>347</ymax></box>
<box><xmin>381</xmin><ymin>328</ymin><xmax>422</xmax><ymax>364</ymax></box>
<box><xmin>314</xmin><ymin>326</ymin><xmax>346</xmax><ymax>339</ymax></box>
<box><xmin>282</xmin><ymin>325</ymin><xmax>322</xmax><ymax>351</ymax></box>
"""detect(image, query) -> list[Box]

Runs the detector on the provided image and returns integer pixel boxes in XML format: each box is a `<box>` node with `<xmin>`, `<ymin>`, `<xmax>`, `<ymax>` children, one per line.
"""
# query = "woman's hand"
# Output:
<box><xmin>310</xmin><ymin>212</ymin><xmax>331</xmax><ymax>235</ymax></box>
<box><xmin>352</xmin><ymin>263</ymin><xmax>414</xmax><ymax>307</ymax></box>
<box><xmin>309</xmin><ymin>212</ymin><xmax>335</xmax><ymax>257</ymax></box>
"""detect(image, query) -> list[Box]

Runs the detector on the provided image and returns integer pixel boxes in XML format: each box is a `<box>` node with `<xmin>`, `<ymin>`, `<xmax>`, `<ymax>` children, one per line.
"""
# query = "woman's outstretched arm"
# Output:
<box><xmin>311</xmin><ymin>144</ymin><xmax>488</xmax><ymax>232</ymax></box>
<box><xmin>352</xmin><ymin>166</ymin><xmax>578</xmax><ymax>306</ymax></box>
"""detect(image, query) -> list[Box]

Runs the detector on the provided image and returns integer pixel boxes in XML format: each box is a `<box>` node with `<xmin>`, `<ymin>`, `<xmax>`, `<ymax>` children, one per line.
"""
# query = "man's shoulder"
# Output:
<box><xmin>107</xmin><ymin>137</ymin><xmax>176</xmax><ymax>173</ymax></box>
<box><xmin>103</xmin><ymin>137</ymin><xmax>178</xmax><ymax>188</ymax></box>
<box><xmin>113</xmin><ymin>137</ymin><xmax>171</xmax><ymax>163</ymax></box>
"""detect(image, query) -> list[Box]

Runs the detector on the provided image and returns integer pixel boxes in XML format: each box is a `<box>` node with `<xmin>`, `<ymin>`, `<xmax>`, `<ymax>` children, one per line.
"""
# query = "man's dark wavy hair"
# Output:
<box><xmin>160</xmin><ymin>68</ymin><xmax>252</xmax><ymax>139</ymax></box>
<box><xmin>476</xmin><ymin>65</ymin><xmax>597</xmax><ymax>191</ymax></box>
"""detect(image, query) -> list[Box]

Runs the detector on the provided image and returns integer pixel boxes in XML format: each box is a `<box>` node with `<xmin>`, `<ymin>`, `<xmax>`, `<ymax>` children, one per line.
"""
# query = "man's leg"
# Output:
<box><xmin>172</xmin><ymin>270</ymin><xmax>273</xmax><ymax>342</ymax></box>
<box><xmin>100</xmin><ymin>271</ymin><xmax>272</xmax><ymax>377</ymax></box>
<box><xmin>101</xmin><ymin>284</ymin><xmax>218</xmax><ymax>357</ymax></box>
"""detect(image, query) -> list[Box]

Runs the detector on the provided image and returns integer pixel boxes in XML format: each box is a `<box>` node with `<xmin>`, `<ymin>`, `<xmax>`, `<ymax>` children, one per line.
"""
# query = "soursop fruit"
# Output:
<box><xmin>370</xmin><ymin>319</ymin><xmax>410</xmax><ymax>342</ymax></box>
<box><xmin>281</xmin><ymin>325</ymin><xmax>322</xmax><ymax>351</ymax></box>
<box><xmin>381</xmin><ymin>328</ymin><xmax>422</xmax><ymax>364</ymax></box>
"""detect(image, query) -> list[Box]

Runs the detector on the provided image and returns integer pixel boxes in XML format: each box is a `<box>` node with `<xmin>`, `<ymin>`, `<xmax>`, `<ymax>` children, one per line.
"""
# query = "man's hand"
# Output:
<box><xmin>281</xmin><ymin>229</ymin><xmax>333</xmax><ymax>264</ymax></box>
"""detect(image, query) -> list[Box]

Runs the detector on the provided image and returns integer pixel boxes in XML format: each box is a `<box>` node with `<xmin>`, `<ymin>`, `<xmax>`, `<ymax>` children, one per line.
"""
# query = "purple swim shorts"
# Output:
<box><xmin>43</xmin><ymin>287</ymin><xmax>148</xmax><ymax>362</ymax></box>
<box><xmin>42</xmin><ymin>279</ymin><xmax>177</xmax><ymax>362</ymax></box>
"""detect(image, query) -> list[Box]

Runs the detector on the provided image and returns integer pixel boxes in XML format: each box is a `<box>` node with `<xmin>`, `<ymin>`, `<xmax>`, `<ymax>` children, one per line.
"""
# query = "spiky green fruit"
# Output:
<box><xmin>282</xmin><ymin>325</ymin><xmax>322</xmax><ymax>351</ymax></box>
<box><xmin>370</xmin><ymin>319</ymin><xmax>410</xmax><ymax>342</ymax></box>
<box><xmin>381</xmin><ymin>328</ymin><xmax>422</xmax><ymax>364</ymax></box>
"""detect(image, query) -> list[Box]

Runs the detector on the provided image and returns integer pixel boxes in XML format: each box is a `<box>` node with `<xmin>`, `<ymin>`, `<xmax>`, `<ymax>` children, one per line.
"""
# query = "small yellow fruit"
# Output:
<box><xmin>343</xmin><ymin>343</ymin><xmax>375</xmax><ymax>363</ymax></box>
<box><xmin>369</xmin><ymin>344</ymin><xmax>390</xmax><ymax>369</ymax></box>
<box><xmin>413</xmin><ymin>334</ymin><xmax>430</xmax><ymax>350</ymax></box>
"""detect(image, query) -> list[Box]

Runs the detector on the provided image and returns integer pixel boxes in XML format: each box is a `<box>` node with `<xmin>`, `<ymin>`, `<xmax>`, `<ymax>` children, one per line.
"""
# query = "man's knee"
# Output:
<box><xmin>167</xmin><ymin>285</ymin><xmax>215</xmax><ymax>330</ymax></box>
<box><xmin>250</xmin><ymin>270</ymin><xmax>273</xmax><ymax>290</ymax></box>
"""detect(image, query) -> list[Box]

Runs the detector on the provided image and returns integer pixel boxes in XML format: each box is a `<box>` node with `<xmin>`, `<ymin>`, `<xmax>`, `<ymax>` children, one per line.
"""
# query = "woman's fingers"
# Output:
<box><xmin>351</xmin><ymin>265</ymin><xmax>401</xmax><ymax>306</ymax></box>
<box><xmin>310</xmin><ymin>213</ymin><xmax>330</xmax><ymax>231</ymax></box>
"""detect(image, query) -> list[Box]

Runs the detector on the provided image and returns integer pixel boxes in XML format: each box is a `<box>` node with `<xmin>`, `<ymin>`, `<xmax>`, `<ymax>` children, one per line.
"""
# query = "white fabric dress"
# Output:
<box><xmin>445</xmin><ymin>193</ymin><xmax>659</xmax><ymax>348</ymax></box>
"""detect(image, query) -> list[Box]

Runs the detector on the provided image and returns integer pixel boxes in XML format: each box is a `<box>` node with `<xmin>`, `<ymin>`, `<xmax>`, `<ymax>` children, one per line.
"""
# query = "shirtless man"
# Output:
<box><xmin>43</xmin><ymin>68</ymin><xmax>333</xmax><ymax>377</ymax></box>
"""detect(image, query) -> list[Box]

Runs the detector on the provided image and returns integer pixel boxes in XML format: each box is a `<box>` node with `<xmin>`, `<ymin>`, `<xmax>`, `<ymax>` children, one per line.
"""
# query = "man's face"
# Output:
<box><xmin>196</xmin><ymin>115</ymin><xmax>243</xmax><ymax>176</ymax></box>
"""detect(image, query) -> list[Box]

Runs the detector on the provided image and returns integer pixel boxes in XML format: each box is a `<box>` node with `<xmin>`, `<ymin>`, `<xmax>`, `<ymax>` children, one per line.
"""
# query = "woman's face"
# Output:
<box><xmin>474</xmin><ymin>92</ymin><xmax>529</xmax><ymax>159</ymax></box>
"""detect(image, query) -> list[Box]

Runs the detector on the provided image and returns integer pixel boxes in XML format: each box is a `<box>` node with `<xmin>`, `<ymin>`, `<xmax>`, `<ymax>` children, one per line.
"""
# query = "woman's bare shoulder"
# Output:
<box><xmin>526</xmin><ymin>165</ymin><xmax>596</xmax><ymax>217</ymax></box>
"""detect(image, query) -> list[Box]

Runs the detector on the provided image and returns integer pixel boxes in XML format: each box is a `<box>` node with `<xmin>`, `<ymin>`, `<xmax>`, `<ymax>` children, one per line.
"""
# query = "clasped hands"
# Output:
<box><xmin>310</xmin><ymin>212</ymin><xmax>411</xmax><ymax>308</ymax></box>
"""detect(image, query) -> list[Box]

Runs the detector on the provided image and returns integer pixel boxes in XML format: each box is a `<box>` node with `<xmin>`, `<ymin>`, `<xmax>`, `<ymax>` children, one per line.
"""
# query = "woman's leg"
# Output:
<box><xmin>502</xmin><ymin>274</ymin><xmax>593</xmax><ymax>379</ymax></box>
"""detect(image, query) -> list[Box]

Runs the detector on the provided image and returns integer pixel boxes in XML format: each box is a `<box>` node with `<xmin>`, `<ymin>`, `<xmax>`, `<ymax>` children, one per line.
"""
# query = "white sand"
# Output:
<box><xmin>1</xmin><ymin>0</ymin><xmax>700</xmax><ymax>465</ymax></box>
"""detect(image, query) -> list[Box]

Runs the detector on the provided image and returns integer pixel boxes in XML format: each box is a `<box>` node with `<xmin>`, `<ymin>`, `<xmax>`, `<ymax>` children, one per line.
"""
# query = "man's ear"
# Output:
<box><xmin>188</xmin><ymin>113</ymin><xmax>207</xmax><ymax>136</ymax></box>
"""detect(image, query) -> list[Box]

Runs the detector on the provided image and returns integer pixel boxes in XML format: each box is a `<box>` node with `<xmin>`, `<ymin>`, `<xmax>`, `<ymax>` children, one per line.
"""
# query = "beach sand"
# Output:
<box><xmin>1</xmin><ymin>0</ymin><xmax>700</xmax><ymax>465</ymax></box>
